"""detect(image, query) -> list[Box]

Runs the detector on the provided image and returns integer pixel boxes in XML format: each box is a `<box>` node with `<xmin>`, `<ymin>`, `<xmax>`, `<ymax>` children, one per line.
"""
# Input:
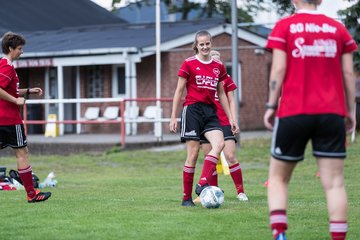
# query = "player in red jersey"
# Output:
<box><xmin>0</xmin><ymin>32</ymin><xmax>51</xmax><ymax>203</ymax></box>
<box><xmin>169</xmin><ymin>30</ymin><xmax>239</xmax><ymax>207</ymax></box>
<box><xmin>196</xmin><ymin>50</ymin><xmax>248</xmax><ymax>202</ymax></box>
<box><xmin>264</xmin><ymin>0</ymin><xmax>357</xmax><ymax>239</ymax></box>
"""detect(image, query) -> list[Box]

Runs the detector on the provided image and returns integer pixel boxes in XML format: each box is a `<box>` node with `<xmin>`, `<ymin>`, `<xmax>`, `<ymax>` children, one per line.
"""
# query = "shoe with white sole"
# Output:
<box><xmin>237</xmin><ymin>192</ymin><xmax>249</xmax><ymax>201</ymax></box>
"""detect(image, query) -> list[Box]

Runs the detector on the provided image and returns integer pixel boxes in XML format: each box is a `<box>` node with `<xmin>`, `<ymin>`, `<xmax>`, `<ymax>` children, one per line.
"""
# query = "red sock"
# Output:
<box><xmin>18</xmin><ymin>166</ymin><xmax>36</xmax><ymax>199</ymax></box>
<box><xmin>183</xmin><ymin>165</ymin><xmax>195</xmax><ymax>201</ymax></box>
<box><xmin>330</xmin><ymin>221</ymin><xmax>347</xmax><ymax>240</ymax></box>
<box><xmin>229</xmin><ymin>163</ymin><xmax>244</xmax><ymax>194</ymax></box>
<box><xmin>270</xmin><ymin>210</ymin><xmax>288</xmax><ymax>239</ymax></box>
<box><xmin>198</xmin><ymin>155</ymin><xmax>218</xmax><ymax>186</ymax></box>
<box><xmin>208</xmin><ymin>170</ymin><xmax>218</xmax><ymax>186</ymax></box>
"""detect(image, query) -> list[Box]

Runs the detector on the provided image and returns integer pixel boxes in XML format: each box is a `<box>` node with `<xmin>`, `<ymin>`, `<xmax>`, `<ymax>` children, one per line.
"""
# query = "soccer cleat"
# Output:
<box><xmin>195</xmin><ymin>183</ymin><xmax>209</xmax><ymax>196</ymax></box>
<box><xmin>237</xmin><ymin>192</ymin><xmax>249</xmax><ymax>201</ymax></box>
<box><xmin>275</xmin><ymin>232</ymin><xmax>287</xmax><ymax>240</ymax></box>
<box><xmin>28</xmin><ymin>189</ymin><xmax>52</xmax><ymax>203</ymax></box>
<box><xmin>181</xmin><ymin>198</ymin><xmax>195</xmax><ymax>207</ymax></box>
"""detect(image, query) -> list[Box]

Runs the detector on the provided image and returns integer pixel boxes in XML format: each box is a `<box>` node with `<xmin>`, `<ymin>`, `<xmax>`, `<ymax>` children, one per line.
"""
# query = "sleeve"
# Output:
<box><xmin>266</xmin><ymin>19</ymin><xmax>288</xmax><ymax>52</ymax></box>
<box><xmin>218</xmin><ymin>64</ymin><xmax>228</xmax><ymax>82</ymax></box>
<box><xmin>178</xmin><ymin>61</ymin><xmax>189</xmax><ymax>79</ymax></box>
<box><xmin>340</xmin><ymin>26</ymin><xmax>358</xmax><ymax>54</ymax></box>
<box><xmin>223</xmin><ymin>75</ymin><xmax>237</xmax><ymax>93</ymax></box>
<box><xmin>0</xmin><ymin>65</ymin><xmax>15</xmax><ymax>89</ymax></box>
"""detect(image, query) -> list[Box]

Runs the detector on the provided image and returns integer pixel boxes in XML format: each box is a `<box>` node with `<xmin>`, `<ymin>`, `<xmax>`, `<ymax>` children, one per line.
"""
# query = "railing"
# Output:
<box><xmin>23</xmin><ymin>97</ymin><xmax>179</xmax><ymax>147</ymax></box>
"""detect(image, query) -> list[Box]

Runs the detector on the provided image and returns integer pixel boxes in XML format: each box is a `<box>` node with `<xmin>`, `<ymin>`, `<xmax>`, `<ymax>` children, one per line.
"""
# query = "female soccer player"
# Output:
<box><xmin>264</xmin><ymin>0</ymin><xmax>357</xmax><ymax>239</ymax></box>
<box><xmin>0</xmin><ymin>32</ymin><xmax>52</xmax><ymax>203</ymax></box>
<box><xmin>199</xmin><ymin>50</ymin><xmax>248</xmax><ymax>202</ymax></box>
<box><xmin>169</xmin><ymin>30</ymin><xmax>238</xmax><ymax>206</ymax></box>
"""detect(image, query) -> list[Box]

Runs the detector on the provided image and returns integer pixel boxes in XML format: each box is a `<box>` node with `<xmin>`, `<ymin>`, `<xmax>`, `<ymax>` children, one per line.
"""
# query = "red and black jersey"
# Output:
<box><xmin>178</xmin><ymin>55</ymin><xmax>228</xmax><ymax>106</ymax></box>
<box><xmin>0</xmin><ymin>57</ymin><xmax>22</xmax><ymax>125</ymax></box>
<box><xmin>266</xmin><ymin>10</ymin><xmax>358</xmax><ymax>118</ymax></box>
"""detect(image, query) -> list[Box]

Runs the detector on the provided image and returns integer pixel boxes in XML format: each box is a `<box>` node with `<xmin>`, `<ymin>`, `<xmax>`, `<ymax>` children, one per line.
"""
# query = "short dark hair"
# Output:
<box><xmin>1</xmin><ymin>32</ymin><xmax>26</xmax><ymax>54</ymax></box>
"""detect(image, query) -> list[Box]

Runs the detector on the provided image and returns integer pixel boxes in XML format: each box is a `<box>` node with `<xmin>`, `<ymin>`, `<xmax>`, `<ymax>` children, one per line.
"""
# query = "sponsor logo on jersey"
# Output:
<box><xmin>292</xmin><ymin>37</ymin><xmax>337</xmax><ymax>59</ymax></box>
<box><xmin>195</xmin><ymin>75</ymin><xmax>218</xmax><ymax>90</ymax></box>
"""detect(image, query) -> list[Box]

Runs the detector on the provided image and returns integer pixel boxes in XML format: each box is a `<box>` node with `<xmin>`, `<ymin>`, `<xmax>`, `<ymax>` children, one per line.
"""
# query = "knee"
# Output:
<box><xmin>213</xmin><ymin>140</ymin><xmax>225</xmax><ymax>153</ymax></box>
<box><xmin>225</xmin><ymin>154</ymin><xmax>238</xmax><ymax>165</ymax></box>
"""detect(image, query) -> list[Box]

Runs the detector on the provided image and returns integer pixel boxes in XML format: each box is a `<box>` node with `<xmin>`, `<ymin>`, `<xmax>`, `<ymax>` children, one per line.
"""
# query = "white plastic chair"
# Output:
<box><xmin>84</xmin><ymin>107</ymin><xmax>100</xmax><ymax>120</ymax></box>
<box><xmin>103</xmin><ymin>106</ymin><xmax>119</xmax><ymax>120</ymax></box>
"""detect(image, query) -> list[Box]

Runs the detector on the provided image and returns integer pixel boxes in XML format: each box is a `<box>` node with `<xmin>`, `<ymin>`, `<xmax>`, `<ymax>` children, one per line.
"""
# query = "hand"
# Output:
<box><xmin>263</xmin><ymin>109</ymin><xmax>276</xmax><ymax>130</ymax></box>
<box><xmin>15</xmin><ymin>97</ymin><xmax>26</xmax><ymax>106</ymax></box>
<box><xmin>230</xmin><ymin>119</ymin><xmax>239</xmax><ymax>135</ymax></box>
<box><xmin>345</xmin><ymin>114</ymin><xmax>356</xmax><ymax>134</ymax></box>
<box><xmin>169</xmin><ymin>117</ymin><xmax>178</xmax><ymax>133</ymax></box>
<box><xmin>29</xmin><ymin>87</ymin><xmax>43</xmax><ymax>96</ymax></box>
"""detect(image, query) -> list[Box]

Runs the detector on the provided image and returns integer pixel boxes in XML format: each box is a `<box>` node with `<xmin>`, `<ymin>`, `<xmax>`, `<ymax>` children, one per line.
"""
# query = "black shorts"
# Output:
<box><xmin>200</xmin><ymin>125</ymin><xmax>237</xmax><ymax>144</ymax></box>
<box><xmin>180</xmin><ymin>102</ymin><xmax>222</xmax><ymax>142</ymax></box>
<box><xmin>0</xmin><ymin>124</ymin><xmax>27</xmax><ymax>149</ymax></box>
<box><xmin>271</xmin><ymin>114</ymin><xmax>346</xmax><ymax>161</ymax></box>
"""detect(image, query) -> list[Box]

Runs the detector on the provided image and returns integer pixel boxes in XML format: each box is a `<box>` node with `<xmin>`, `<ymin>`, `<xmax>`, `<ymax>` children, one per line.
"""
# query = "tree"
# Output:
<box><xmin>338</xmin><ymin>0</ymin><xmax>360</xmax><ymax>72</ymax></box>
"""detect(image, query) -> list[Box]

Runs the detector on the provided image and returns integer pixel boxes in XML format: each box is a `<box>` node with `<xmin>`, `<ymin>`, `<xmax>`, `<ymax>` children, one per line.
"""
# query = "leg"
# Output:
<box><xmin>201</xmin><ymin>143</ymin><xmax>218</xmax><ymax>186</ymax></box>
<box><xmin>196</xmin><ymin>130</ymin><xmax>224</xmax><ymax>190</ymax></box>
<box><xmin>182</xmin><ymin>140</ymin><xmax>200</xmax><ymax>206</ymax></box>
<box><xmin>14</xmin><ymin>147</ymin><xmax>37</xmax><ymax>198</ymax></box>
<box><xmin>268</xmin><ymin>157</ymin><xmax>297</xmax><ymax>239</ymax></box>
<box><xmin>223</xmin><ymin>140</ymin><xmax>247</xmax><ymax>200</ymax></box>
<box><xmin>317</xmin><ymin>158</ymin><xmax>348</xmax><ymax>240</ymax></box>
<box><xmin>14</xmin><ymin>147</ymin><xmax>52</xmax><ymax>203</ymax></box>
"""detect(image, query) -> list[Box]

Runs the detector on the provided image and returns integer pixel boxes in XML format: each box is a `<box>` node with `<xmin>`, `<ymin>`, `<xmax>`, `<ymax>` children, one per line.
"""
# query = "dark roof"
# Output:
<box><xmin>114</xmin><ymin>0</ymin><xmax>224</xmax><ymax>23</ymax></box>
<box><xmin>240</xmin><ymin>25</ymin><xmax>272</xmax><ymax>38</ymax></box>
<box><xmin>21</xmin><ymin>19</ymin><xmax>226</xmax><ymax>56</ymax></box>
<box><xmin>0</xmin><ymin>0</ymin><xmax>126</xmax><ymax>33</ymax></box>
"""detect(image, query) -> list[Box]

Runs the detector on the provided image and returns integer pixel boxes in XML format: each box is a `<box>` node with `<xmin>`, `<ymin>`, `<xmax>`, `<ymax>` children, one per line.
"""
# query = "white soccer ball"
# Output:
<box><xmin>200</xmin><ymin>186</ymin><xmax>224</xmax><ymax>208</ymax></box>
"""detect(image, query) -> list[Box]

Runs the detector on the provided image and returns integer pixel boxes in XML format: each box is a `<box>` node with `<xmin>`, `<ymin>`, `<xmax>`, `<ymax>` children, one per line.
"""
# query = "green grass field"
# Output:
<box><xmin>0</xmin><ymin>137</ymin><xmax>359</xmax><ymax>240</ymax></box>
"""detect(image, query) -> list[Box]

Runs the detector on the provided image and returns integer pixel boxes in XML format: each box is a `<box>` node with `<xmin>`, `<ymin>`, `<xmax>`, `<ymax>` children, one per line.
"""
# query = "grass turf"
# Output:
<box><xmin>0</xmin><ymin>137</ymin><xmax>359</xmax><ymax>239</ymax></box>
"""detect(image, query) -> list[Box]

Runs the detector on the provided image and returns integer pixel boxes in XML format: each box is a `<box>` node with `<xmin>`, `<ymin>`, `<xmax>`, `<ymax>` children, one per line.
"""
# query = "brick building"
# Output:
<box><xmin>0</xmin><ymin>1</ymin><xmax>272</xmax><ymax>136</ymax></box>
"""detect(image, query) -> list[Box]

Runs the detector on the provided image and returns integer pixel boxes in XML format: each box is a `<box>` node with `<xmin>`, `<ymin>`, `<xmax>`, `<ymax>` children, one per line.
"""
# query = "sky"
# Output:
<box><xmin>91</xmin><ymin>0</ymin><xmax>356</xmax><ymax>23</ymax></box>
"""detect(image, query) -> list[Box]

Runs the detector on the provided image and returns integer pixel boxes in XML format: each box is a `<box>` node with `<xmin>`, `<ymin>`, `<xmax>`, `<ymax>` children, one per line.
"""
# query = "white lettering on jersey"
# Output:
<box><xmin>290</xmin><ymin>23</ymin><xmax>337</xmax><ymax>34</ymax></box>
<box><xmin>292</xmin><ymin>37</ymin><xmax>337</xmax><ymax>59</ymax></box>
<box><xmin>195</xmin><ymin>75</ymin><xmax>218</xmax><ymax>90</ymax></box>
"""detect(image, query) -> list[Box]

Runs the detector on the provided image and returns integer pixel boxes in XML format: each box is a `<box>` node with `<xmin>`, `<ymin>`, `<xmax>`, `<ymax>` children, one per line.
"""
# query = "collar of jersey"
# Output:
<box><xmin>195</xmin><ymin>54</ymin><xmax>212</xmax><ymax>64</ymax></box>
<box><xmin>296</xmin><ymin>9</ymin><xmax>321</xmax><ymax>15</ymax></box>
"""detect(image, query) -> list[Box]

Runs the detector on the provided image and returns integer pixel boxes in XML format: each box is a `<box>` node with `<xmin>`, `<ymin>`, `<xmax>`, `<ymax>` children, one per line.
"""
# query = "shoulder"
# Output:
<box><xmin>212</xmin><ymin>58</ymin><xmax>223</xmax><ymax>65</ymax></box>
<box><xmin>184</xmin><ymin>56</ymin><xmax>197</xmax><ymax>62</ymax></box>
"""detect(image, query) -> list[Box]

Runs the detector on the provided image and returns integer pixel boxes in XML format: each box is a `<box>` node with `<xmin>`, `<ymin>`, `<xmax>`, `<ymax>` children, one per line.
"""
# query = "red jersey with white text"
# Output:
<box><xmin>214</xmin><ymin>75</ymin><xmax>237</xmax><ymax>125</ymax></box>
<box><xmin>0</xmin><ymin>57</ymin><xmax>22</xmax><ymax>125</ymax></box>
<box><xmin>266</xmin><ymin>10</ymin><xmax>358</xmax><ymax>118</ymax></box>
<box><xmin>178</xmin><ymin>55</ymin><xmax>228</xmax><ymax>106</ymax></box>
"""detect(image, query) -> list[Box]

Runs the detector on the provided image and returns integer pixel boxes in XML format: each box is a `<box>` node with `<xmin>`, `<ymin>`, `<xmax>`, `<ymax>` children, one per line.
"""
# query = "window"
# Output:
<box><xmin>87</xmin><ymin>66</ymin><xmax>104</xmax><ymax>98</ymax></box>
<box><xmin>117</xmin><ymin>67</ymin><xmax>126</xmax><ymax>95</ymax></box>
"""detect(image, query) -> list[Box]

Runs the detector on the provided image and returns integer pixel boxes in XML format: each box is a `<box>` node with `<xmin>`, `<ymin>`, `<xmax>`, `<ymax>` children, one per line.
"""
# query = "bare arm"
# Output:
<box><xmin>227</xmin><ymin>90</ymin><xmax>239</xmax><ymax>134</ymax></box>
<box><xmin>263</xmin><ymin>49</ymin><xmax>287</xmax><ymax>130</ymax></box>
<box><xmin>341</xmin><ymin>52</ymin><xmax>356</xmax><ymax>133</ymax></box>
<box><xmin>169</xmin><ymin>77</ymin><xmax>186</xmax><ymax>133</ymax></box>
<box><xmin>19</xmin><ymin>87</ymin><xmax>43</xmax><ymax>98</ymax></box>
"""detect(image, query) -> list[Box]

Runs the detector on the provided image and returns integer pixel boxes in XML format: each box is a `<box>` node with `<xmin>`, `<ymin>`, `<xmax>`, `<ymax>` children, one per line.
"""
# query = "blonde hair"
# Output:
<box><xmin>192</xmin><ymin>30</ymin><xmax>212</xmax><ymax>54</ymax></box>
<box><xmin>210</xmin><ymin>50</ymin><xmax>221</xmax><ymax>60</ymax></box>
